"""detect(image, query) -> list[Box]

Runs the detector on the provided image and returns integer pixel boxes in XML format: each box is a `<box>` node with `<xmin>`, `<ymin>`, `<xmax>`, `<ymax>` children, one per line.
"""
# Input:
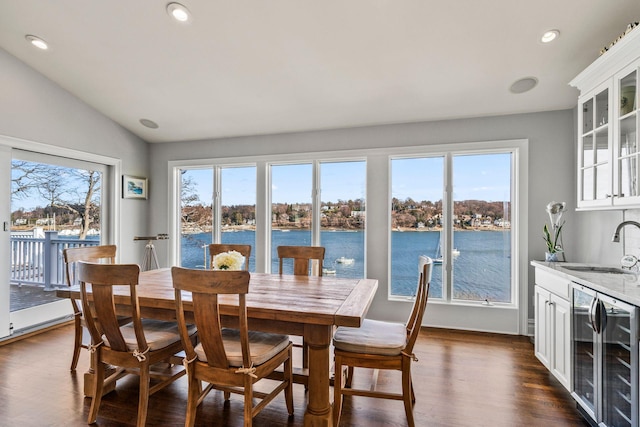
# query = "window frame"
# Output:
<box><xmin>389</xmin><ymin>149</ymin><xmax>517</xmax><ymax>305</ymax></box>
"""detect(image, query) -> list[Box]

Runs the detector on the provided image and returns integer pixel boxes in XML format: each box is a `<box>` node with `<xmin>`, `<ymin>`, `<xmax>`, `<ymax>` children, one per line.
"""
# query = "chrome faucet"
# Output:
<box><xmin>612</xmin><ymin>220</ymin><xmax>640</xmax><ymax>242</ymax></box>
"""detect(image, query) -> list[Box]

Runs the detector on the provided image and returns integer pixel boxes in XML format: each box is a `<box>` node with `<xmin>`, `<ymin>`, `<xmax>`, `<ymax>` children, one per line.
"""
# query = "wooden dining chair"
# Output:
<box><xmin>277</xmin><ymin>245</ymin><xmax>325</xmax><ymax>277</ymax></box>
<box><xmin>171</xmin><ymin>267</ymin><xmax>294</xmax><ymax>427</ymax></box>
<box><xmin>209</xmin><ymin>243</ymin><xmax>251</xmax><ymax>270</ymax></box>
<box><xmin>78</xmin><ymin>261</ymin><xmax>194</xmax><ymax>427</ymax></box>
<box><xmin>277</xmin><ymin>245</ymin><xmax>326</xmax><ymax>371</ymax></box>
<box><xmin>63</xmin><ymin>244</ymin><xmax>131</xmax><ymax>371</ymax></box>
<box><xmin>332</xmin><ymin>255</ymin><xmax>432</xmax><ymax>427</ymax></box>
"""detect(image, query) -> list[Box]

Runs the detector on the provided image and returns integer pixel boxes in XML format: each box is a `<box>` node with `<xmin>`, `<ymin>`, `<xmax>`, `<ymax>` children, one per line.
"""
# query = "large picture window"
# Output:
<box><xmin>390</xmin><ymin>151</ymin><xmax>514</xmax><ymax>304</ymax></box>
<box><xmin>170</xmin><ymin>140</ymin><xmax>526</xmax><ymax>333</ymax></box>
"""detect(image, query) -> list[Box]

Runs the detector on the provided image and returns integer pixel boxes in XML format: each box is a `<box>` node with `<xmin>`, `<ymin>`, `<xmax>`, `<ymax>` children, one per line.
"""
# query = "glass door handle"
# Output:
<box><xmin>588</xmin><ymin>297</ymin><xmax>599</xmax><ymax>333</ymax></box>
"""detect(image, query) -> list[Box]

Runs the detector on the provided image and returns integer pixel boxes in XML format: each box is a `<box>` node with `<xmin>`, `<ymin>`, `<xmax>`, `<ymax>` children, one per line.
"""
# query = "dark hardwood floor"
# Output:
<box><xmin>0</xmin><ymin>324</ymin><xmax>588</xmax><ymax>426</ymax></box>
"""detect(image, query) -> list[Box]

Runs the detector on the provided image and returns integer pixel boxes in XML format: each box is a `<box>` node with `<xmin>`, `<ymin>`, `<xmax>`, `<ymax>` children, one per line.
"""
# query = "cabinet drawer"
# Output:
<box><xmin>534</xmin><ymin>269</ymin><xmax>571</xmax><ymax>300</ymax></box>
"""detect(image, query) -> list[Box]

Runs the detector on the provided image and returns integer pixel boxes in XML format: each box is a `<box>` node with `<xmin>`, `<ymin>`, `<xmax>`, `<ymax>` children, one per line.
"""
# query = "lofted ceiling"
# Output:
<box><xmin>0</xmin><ymin>1</ymin><xmax>639</xmax><ymax>144</ymax></box>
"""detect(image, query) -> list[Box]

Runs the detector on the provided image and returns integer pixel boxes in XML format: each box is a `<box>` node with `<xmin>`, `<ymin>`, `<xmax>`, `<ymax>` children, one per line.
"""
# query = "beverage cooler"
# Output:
<box><xmin>572</xmin><ymin>283</ymin><xmax>638</xmax><ymax>427</ymax></box>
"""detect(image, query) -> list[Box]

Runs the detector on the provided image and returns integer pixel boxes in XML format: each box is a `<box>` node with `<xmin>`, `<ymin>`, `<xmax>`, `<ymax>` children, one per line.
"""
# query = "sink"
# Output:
<box><xmin>560</xmin><ymin>265</ymin><xmax>636</xmax><ymax>275</ymax></box>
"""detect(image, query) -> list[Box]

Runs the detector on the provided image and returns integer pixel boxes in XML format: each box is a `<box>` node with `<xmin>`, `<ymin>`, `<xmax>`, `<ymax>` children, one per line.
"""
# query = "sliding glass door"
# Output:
<box><xmin>8</xmin><ymin>150</ymin><xmax>106</xmax><ymax>334</ymax></box>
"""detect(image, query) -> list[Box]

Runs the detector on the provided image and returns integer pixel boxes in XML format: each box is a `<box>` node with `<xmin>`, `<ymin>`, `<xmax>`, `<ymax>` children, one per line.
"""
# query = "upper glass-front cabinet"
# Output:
<box><xmin>571</xmin><ymin>26</ymin><xmax>640</xmax><ymax>209</ymax></box>
<box><xmin>578</xmin><ymin>83</ymin><xmax>611</xmax><ymax>206</ymax></box>
<box><xmin>616</xmin><ymin>64</ymin><xmax>639</xmax><ymax>206</ymax></box>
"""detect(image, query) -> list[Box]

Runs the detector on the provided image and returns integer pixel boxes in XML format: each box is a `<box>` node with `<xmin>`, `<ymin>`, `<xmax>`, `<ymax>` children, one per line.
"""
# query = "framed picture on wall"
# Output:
<box><xmin>122</xmin><ymin>175</ymin><xmax>148</xmax><ymax>199</ymax></box>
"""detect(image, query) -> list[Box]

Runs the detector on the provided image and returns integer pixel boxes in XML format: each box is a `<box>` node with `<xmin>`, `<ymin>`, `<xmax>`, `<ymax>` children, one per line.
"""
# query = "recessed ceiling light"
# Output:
<box><xmin>509</xmin><ymin>77</ymin><xmax>538</xmax><ymax>94</ymax></box>
<box><xmin>140</xmin><ymin>119</ymin><xmax>159</xmax><ymax>129</ymax></box>
<box><xmin>541</xmin><ymin>30</ymin><xmax>560</xmax><ymax>43</ymax></box>
<box><xmin>25</xmin><ymin>35</ymin><xmax>48</xmax><ymax>50</ymax></box>
<box><xmin>167</xmin><ymin>3</ymin><xmax>192</xmax><ymax>23</ymax></box>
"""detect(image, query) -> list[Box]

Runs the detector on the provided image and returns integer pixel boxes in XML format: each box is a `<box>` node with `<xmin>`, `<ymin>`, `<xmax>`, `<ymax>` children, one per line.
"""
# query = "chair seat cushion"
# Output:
<box><xmin>333</xmin><ymin>319</ymin><xmax>407</xmax><ymax>356</ymax></box>
<box><xmin>194</xmin><ymin>329</ymin><xmax>290</xmax><ymax>367</ymax></box>
<box><xmin>104</xmin><ymin>319</ymin><xmax>196</xmax><ymax>352</ymax></box>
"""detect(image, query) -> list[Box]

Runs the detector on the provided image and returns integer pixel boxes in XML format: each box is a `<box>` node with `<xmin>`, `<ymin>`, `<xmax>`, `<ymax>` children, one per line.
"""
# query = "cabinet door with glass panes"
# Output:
<box><xmin>613</xmin><ymin>60</ymin><xmax>640</xmax><ymax>207</ymax></box>
<box><xmin>577</xmin><ymin>80</ymin><xmax>613</xmax><ymax>208</ymax></box>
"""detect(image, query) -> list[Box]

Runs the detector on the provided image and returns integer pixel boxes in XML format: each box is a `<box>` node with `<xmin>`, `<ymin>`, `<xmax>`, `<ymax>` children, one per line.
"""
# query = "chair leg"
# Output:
<box><xmin>185</xmin><ymin>371</ymin><xmax>200</xmax><ymax>427</ymax></box>
<box><xmin>333</xmin><ymin>356</ymin><xmax>343</xmax><ymax>427</ymax></box>
<box><xmin>284</xmin><ymin>347</ymin><xmax>294</xmax><ymax>416</ymax></box>
<box><xmin>402</xmin><ymin>364</ymin><xmax>415</xmax><ymax>427</ymax></box>
<box><xmin>244</xmin><ymin>377</ymin><xmax>253</xmax><ymax>427</ymax></box>
<box><xmin>345</xmin><ymin>366</ymin><xmax>354</xmax><ymax>388</ymax></box>
<box><xmin>137</xmin><ymin>363</ymin><xmax>150</xmax><ymax>427</ymax></box>
<box><xmin>88</xmin><ymin>358</ymin><xmax>105</xmax><ymax>424</ymax></box>
<box><xmin>411</xmin><ymin>379</ymin><xmax>416</xmax><ymax>403</ymax></box>
<box><xmin>302</xmin><ymin>340</ymin><xmax>309</xmax><ymax>369</ymax></box>
<box><xmin>70</xmin><ymin>315</ymin><xmax>83</xmax><ymax>371</ymax></box>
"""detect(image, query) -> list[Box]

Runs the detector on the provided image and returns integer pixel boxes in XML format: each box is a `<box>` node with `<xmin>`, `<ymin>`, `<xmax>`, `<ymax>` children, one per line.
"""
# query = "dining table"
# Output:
<box><xmin>58</xmin><ymin>268</ymin><xmax>378</xmax><ymax>427</ymax></box>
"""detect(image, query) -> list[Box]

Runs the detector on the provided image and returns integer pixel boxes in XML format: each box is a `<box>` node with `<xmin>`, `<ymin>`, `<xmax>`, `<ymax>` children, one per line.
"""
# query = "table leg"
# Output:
<box><xmin>303</xmin><ymin>324</ymin><xmax>333</xmax><ymax>427</ymax></box>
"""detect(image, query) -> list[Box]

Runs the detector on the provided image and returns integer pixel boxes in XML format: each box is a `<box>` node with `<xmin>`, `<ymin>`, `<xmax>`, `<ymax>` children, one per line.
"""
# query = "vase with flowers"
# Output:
<box><xmin>543</xmin><ymin>201</ymin><xmax>566</xmax><ymax>262</ymax></box>
<box><xmin>542</xmin><ymin>202</ymin><xmax>567</xmax><ymax>261</ymax></box>
<box><xmin>211</xmin><ymin>250</ymin><xmax>245</xmax><ymax>271</ymax></box>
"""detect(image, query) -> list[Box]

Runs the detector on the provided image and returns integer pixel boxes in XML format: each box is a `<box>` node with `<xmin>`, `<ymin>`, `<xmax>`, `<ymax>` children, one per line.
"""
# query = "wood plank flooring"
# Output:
<box><xmin>0</xmin><ymin>324</ymin><xmax>589</xmax><ymax>426</ymax></box>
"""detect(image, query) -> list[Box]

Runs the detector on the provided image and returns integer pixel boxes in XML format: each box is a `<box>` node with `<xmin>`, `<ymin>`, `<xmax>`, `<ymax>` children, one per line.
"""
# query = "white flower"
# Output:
<box><xmin>212</xmin><ymin>250</ymin><xmax>245</xmax><ymax>270</ymax></box>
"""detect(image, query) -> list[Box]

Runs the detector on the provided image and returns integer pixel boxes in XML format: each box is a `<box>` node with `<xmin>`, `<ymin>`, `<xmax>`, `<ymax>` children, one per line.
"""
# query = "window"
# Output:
<box><xmin>319</xmin><ymin>161</ymin><xmax>366</xmax><ymax>278</ymax></box>
<box><xmin>270</xmin><ymin>163</ymin><xmax>313</xmax><ymax>273</ymax></box>
<box><xmin>390</xmin><ymin>151</ymin><xmax>514</xmax><ymax>305</ymax></box>
<box><xmin>179</xmin><ymin>166</ymin><xmax>257</xmax><ymax>270</ymax></box>
<box><xmin>269</xmin><ymin>161</ymin><xmax>366</xmax><ymax>277</ymax></box>
<box><xmin>390</xmin><ymin>157</ymin><xmax>444</xmax><ymax>298</ymax></box>
<box><xmin>169</xmin><ymin>140</ymin><xmax>526</xmax><ymax>333</ymax></box>
<box><xmin>220</xmin><ymin>166</ymin><xmax>256</xmax><ymax>270</ymax></box>
<box><xmin>452</xmin><ymin>153</ymin><xmax>512</xmax><ymax>303</ymax></box>
<box><xmin>179</xmin><ymin>168</ymin><xmax>213</xmax><ymax>268</ymax></box>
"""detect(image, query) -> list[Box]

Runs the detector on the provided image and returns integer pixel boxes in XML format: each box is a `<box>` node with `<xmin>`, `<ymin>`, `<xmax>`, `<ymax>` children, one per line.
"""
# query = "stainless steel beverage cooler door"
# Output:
<box><xmin>572</xmin><ymin>284</ymin><xmax>598</xmax><ymax>422</ymax></box>
<box><xmin>599</xmin><ymin>292</ymin><xmax>638</xmax><ymax>427</ymax></box>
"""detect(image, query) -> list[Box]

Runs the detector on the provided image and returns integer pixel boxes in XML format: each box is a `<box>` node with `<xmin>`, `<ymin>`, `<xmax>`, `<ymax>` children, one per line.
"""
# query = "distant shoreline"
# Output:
<box><xmin>180</xmin><ymin>225</ymin><xmax>511</xmax><ymax>234</ymax></box>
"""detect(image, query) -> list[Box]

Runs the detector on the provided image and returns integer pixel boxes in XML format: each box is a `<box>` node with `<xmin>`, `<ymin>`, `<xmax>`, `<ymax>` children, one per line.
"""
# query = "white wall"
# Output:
<box><xmin>149</xmin><ymin>109</ymin><xmax>577</xmax><ymax>328</ymax></box>
<box><xmin>0</xmin><ymin>48</ymin><xmax>150</xmax><ymax>262</ymax></box>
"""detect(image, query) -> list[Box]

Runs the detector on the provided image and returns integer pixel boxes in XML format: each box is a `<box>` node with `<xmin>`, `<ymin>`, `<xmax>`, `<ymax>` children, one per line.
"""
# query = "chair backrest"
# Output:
<box><xmin>277</xmin><ymin>245</ymin><xmax>325</xmax><ymax>276</ymax></box>
<box><xmin>172</xmin><ymin>267</ymin><xmax>251</xmax><ymax>369</ymax></box>
<box><xmin>404</xmin><ymin>256</ymin><xmax>432</xmax><ymax>354</ymax></box>
<box><xmin>209</xmin><ymin>244</ymin><xmax>251</xmax><ymax>271</ymax></box>
<box><xmin>77</xmin><ymin>262</ymin><xmax>145</xmax><ymax>353</ymax></box>
<box><xmin>63</xmin><ymin>245</ymin><xmax>117</xmax><ymax>287</ymax></box>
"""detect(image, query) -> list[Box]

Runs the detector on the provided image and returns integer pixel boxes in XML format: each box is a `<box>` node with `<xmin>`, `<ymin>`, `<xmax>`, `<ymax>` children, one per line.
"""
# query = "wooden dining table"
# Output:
<box><xmin>59</xmin><ymin>268</ymin><xmax>378</xmax><ymax>427</ymax></box>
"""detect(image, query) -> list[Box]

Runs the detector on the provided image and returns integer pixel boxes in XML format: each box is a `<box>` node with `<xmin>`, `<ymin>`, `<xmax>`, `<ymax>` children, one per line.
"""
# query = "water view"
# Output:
<box><xmin>181</xmin><ymin>229</ymin><xmax>511</xmax><ymax>302</ymax></box>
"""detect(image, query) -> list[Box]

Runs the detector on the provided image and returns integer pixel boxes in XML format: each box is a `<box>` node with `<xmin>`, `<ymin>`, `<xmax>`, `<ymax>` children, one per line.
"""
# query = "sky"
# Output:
<box><xmin>182</xmin><ymin>153</ymin><xmax>511</xmax><ymax>206</ymax></box>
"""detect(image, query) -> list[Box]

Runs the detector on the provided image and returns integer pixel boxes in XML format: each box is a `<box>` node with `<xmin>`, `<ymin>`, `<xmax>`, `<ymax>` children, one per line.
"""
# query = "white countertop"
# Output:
<box><xmin>531</xmin><ymin>260</ymin><xmax>640</xmax><ymax>306</ymax></box>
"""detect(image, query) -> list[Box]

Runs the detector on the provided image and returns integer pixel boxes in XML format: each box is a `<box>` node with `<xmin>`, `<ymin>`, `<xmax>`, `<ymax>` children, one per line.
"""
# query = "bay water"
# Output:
<box><xmin>181</xmin><ymin>229</ymin><xmax>511</xmax><ymax>302</ymax></box>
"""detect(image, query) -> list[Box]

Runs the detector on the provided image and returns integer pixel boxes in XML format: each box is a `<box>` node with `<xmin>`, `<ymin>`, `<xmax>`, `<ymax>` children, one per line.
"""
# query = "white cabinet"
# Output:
<box><xmin>571</xmin><ymin>27</ymin><xmax>640</xmax><ymax>209</ymax></box>
<box><xmin>534</xmin><ymin>269</ymin><xmax>572</xmax><ymax>390</ymax></box>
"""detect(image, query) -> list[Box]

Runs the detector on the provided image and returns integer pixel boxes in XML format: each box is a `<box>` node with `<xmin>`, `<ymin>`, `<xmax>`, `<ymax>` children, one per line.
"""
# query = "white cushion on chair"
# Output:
<box><xmin>105</xmin><ymin>319</ymin><xmax>195</xmax><ymax>352</ymax></box>
<box><xmin>333</xmin><ymin>319</ymin><xmax>407</xmax><ymax>356</ymax></box>
<box><xmin>194</xmin><ymin>328</ymin><xmax>290</xmax><ymax>367</ymax></box>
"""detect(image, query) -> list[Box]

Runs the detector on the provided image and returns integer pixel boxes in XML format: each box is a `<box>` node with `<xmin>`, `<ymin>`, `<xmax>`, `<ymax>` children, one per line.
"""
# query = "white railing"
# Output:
<box><xmin>10</xmin><ymin>230</ymin><xmax>99</xmax><ymax>289</ymax></box>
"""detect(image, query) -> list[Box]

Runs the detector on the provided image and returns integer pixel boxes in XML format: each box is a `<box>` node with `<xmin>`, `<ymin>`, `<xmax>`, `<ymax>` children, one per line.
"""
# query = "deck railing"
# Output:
<box><xmin>10</xmin><ymin>230</ymin><xmax>99</xmax><ymax>290</ymax></box>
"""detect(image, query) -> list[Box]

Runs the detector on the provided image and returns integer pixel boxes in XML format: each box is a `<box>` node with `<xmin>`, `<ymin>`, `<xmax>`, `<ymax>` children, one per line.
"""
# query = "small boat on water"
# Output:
<box><xmin>433</xmin><ymin>232</ymin><xmax>460</xmax><ymax>265</ymax></box>
<box><xmin>335</xmin><ymin>256</ymin><xmax>354</xmax><ymax>265</ymax></box>
<box><xmin>322</xmin><ymin>267</ymin><xmax>336</xmax><ymax>275</ymax></box>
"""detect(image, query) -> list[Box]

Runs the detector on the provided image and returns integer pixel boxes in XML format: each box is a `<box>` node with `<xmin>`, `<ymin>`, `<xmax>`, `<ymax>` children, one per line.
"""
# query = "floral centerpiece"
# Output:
<box><xmin>212</xmin><ymin>250</ymin><xmax>245</xmax><ymax>270</ymax></box>
<box><xmin>543</xmin><ymin>201</ymin><xmax>566</xmax><ymax>262</ymax></box>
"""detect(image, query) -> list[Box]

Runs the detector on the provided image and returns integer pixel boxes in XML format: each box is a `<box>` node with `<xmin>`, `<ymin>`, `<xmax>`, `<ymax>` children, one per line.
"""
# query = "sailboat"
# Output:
<box><xmin>433</xmin><ymin>231</ymin><xmax>459</xmax><ymax>265</ymax></box>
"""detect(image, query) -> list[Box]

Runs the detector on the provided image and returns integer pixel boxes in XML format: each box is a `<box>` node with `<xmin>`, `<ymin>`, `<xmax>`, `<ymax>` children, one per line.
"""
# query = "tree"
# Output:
<box><xmin>11</xmin><ymin>160</ymin><xmax>102</xmax><ymax>239</ymax></box>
